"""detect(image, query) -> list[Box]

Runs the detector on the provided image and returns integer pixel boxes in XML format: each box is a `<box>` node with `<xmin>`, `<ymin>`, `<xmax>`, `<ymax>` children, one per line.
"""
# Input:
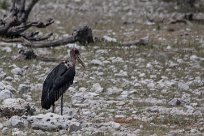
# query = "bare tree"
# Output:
<box><xmin>0</xmin><ymin>0</ymin><xmax>94</xmax><ymax>60</ymax></box>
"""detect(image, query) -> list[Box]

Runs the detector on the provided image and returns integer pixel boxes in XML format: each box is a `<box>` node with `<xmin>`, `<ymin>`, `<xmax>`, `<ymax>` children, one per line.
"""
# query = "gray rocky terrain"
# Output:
<box><xmin>0</xmin><ymin>0</ymin><xmax>204</xmax><ymax>135</ymax></box>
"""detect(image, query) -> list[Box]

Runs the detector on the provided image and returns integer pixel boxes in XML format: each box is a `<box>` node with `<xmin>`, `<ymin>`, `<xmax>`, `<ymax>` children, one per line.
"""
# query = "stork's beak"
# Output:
<box><xmin>77</xmin><ymin>55</ymin><xmax>86</xmax><ymax>69</ymax></box>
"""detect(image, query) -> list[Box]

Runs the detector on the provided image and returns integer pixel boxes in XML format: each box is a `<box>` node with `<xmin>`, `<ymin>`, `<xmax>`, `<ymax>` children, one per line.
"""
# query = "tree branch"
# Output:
<box><xmin>0</xmin><ymin>0</ymin><xmax>94</xmax><ymax>60</ymax></box>
<box><xmin>23</xmin><ymin>0</ymin><xmax>39</xmax><ymax>23</ymax></box>
<box><xmin>0</xmin><ymin>0</ymin><xmax>54</xmax><ymax>39</ymax></box>
<box><xmin>23</xmin><ymin>36</ymin><xmax>77</xmax><ymax>48</ymax></box>
<box><xmin>27</xmin><ymin>18</ymin><xmax>54</xmax><ymax>28</ymax></box>
<box><xmin>1</xmin><ymin>25</ymin><xmax>94</xmax><ymax>49</ymax></box>
<box><xmin>22</xmin><ymin>32</ymin><xmax>53</xmax><ymax>41</ymax></box>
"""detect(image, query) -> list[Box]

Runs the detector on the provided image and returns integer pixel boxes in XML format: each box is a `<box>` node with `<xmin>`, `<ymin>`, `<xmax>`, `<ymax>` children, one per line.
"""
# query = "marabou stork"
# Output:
<box><xmin>41</xmin><ymin>48</ymin><xmax>85</xmax><ymax>115</ymax></box>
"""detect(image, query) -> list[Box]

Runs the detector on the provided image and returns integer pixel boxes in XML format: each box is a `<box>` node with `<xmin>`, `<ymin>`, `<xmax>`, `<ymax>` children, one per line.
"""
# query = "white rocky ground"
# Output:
<box><xmin>0</xmin><ymin>0</ymin><xmax>204</xmax><ymax>136</ymax></box>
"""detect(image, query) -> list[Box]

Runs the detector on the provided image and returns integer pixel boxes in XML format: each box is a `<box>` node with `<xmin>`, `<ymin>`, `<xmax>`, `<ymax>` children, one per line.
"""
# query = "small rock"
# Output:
<box><xmin>91</xmin><ymin>83</ymin><xmax>103</xmax><ymax>93</ymax></box>
<box><xmin>0</xmin><ymin>68</ymin><xmax>6</xmax><ymax>79</ymax></box>
<box><xmin>147</xmin><ymin>82</ymin><xmax>155</xmax><ymax>89</ymax></box>
<box><xmin>11</xmin><ymin>67</ymin><xmax>23</xmax><ymax>76</ymax></box>
<box><xmin>55</xmin><ymin>20</ymin><xmax>61</xmax><ymax>25</ymax></box>
<box><xmin>178</xmin><ymin>82</ymin><xmax>189</xmax><ymax>91</ymax></box>
<box><xmin>1</xmin><ymin>47</ymin><xmax>12</xmax><ymax>52</ymax></box>
<box><xmin>23</xmin><ymin>94</ymin><xmax>32</xmax><ymax>101</ymax></box>
<box><xmin>134</xmin><ymin>129</ymin><xmax>141</xmax><ymax>135</ymax></box>
<box><xmin>120</xmin><ymin>91</ymin><xmax>129</xmax><ymax>98</ymax></box>
<box><xmin>59</xmin><ymin>130</ymin><xmax>67</xmax><ymax>135</ymax></box>
<box><xmin>166</xmin><ymin>45</ymin><xmax>172</xmax><ymax>50</ymax></box>
<box><xmin>169</xmin><ymin>61</ymin><xmax>177</xmax><ymax>68</ymax></box>
<box><xmin>168</xmin><ymin>98</ymin><xmax>181</xmax><ymax>106</ymax></box>
<box><xmin>90</xmin><ymin>59</ymin><xmax>104</xmax><ymax>66</ymax></box>
<box><xmin>82</xmin><ymin>109</ymin><xmax>92</xmax><ymax>116</ymax></box>
<box><xmin>83</xmin><ymin>92</ymin><xmax>99</xmax><ymax>99</ymax></box>
<box><xmin>4</xmin><ymin>76</ymin><xmax>13</xmax><ymax>81</ymax></box>
<box><xmin>185</xmin><ymin>105</ymin><xmax>195</xmax><ymax>114</ymax></box>
<box><xmin>190</xmin><ymin>103</ymin><xmax>198</xmax><ymax>107</ymax></box>
<box><xmin>146</xmin><ymin>63</ymin><xmax>152</xmax><ymax>68</ymax></box>
<box><xmin>69</xmin><ymin>122</ymin><xmax>82</xmax><ymax>133</ymax></box>
<box><xmin>111</xmin><ymin>57</ymin><xmax>123</xmax><ymax>63</ymax></box>
<box><xmin>18</xmin><ymin>84</ymin><xmax>31</xmax><ymax>94</ymax></box>
<box><xmin>176</xmin><ymin>99</ymin><xmax>181</xmax><ymax>105</ymax></box>
<box><xmin>79</xmin><ymin>87</ymin><xmax>87</xmax><ymax>92</ymax></box>
<box><xmin>66</xmin><ymin>43</ymin><xmax>80</xmax><ymax>49</ymax></box>
<box><xmin>190</xmin><ymin>55</ymin><xmax>199</xmax><ymax>61</ymax></box>
<box><xmin>170</xmin><ymin>108</ymin><xmax>186</xmax><ymax>115</ymax></box>
<box><xmin>2</xmin><ymin>127</ymin><xmax>9</xmax><ymax>135</ymax></box>
<box><xmin>102</xmin><ymin>35</ymin><xmax>117</xmax><ymax>42</ymax></box>
<box><xmin>0</xmin><ymin>82</ymin><xmax>6</xmax><ymax>91</ymax></box>
<box><xmin>96</xmin><ymin>72</ymin><xmax>104</xmax><ymax>76</ymax></box>
<box><xmin>0</xmin><ymin>89</ymin><xmax>13</xmax><ymax>101</ymax></box>
<box><xmin>106</xmin><ymin>87</ymin><xmax>123</xmax><ymax>95</ymax></box>
<box><xmin>110</xmin><ymin>122</ymin><xmax>121</xmax><ymax>130</ymax></box>
<box><xmin>12</xmin><ymin>130</ymin><xmax>27</xmax><ymax>136</ymax></box>
<box><xmin>190</xmin><ymin>128</ymin><xmax>199</xmax><ymax>133</ymax></box>
<box><xmin>139</xmin><ymin>73</ymin><xmax>145</xmax><ymax>77</ymax></box>
<box><xmin>6</xmin><ymin>84</ymin><xmax>16</xmax><ymax>92</ymax></box>
<box><xmin>181</xmin><ymin>93</ymin><xmax>191</xmax><ymax>103</ymax></box>
<box><xmin>0</xmin><ymin>98</ymin><xmax>35</xmax><ymax>117</ymax></box>
<box><xmin>96</xmin><ymin>49</ymin><xmax>108</xmax><ymax>54</ymax></box>
<box><xmin>137</xmin><ymin>125</ymin><xmax>142</xmax><ymax>129</ymax></box>
<box><xmin>9</xmin><ymin>116</ymin><xmax>28</xmax><ymax>128</ymax></box>
<box><xmin>103</xmin><ymin>60</ymin><xmax>111</xmax><ymax>64</ymax></box>
<box><xmin>117</xmin><ymin>101</ymin><xmax>126</xmax><ymax>106</ymax></box>
<box><xmin>115</xmin><ymin>70</ymin><xmax>128</xmax><ymax>77</ymax></box>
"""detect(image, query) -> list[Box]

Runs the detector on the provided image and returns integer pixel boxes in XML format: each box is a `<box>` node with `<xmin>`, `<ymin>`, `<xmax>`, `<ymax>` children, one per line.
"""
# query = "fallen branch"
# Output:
<box><xmin>0</xmin><ymin>0</ymin><xmax>94</xmax><ymax>49</ymax></box>
<box><xmin>0</xmin><ymin>0</ymin><xmax>53</xmax><ymax>39</ymax></box>
<box><xmin>0</xmin><ymin>0</ymin><xmax>94</xmax><ymax>62</ymax></box>
<box><xmin>169</xmin><ymin>19</ymin><xmax>188</xmax><ymax>25</ymax></box>
<box><xmin>0</xmin><ymin>25</ymin><xmax>94</xmax><ymax>48</ymax></box>
<box><xmin>23</xmin><ymin>36</ymin><xmax>77</xmax><ymax>48</ymax></box>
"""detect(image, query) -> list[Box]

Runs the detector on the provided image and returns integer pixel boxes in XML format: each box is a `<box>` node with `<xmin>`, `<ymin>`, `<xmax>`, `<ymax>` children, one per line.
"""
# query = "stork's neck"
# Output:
<box><xmin>69</xmin><ymin>55</ymin><xmax>76</xmax><ymax>68</ymax></box>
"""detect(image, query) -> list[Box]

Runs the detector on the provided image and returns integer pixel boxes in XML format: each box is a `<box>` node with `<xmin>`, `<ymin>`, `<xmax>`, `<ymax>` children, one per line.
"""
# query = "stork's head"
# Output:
<box><xmin>70</xmin><ymin>48</ymin><xmax>85</xmax><ymax>68</ymax></box>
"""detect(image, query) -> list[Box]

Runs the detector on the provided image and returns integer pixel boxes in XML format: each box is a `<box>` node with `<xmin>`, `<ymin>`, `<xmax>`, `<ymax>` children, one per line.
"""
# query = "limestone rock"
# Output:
<box><xmin>27</xmin><ymin>113</ymin><xmax>82</xmax><ymax>131</ymax></box>
<box><xmin>9</xmin><ymin>116</ymin><xmax>28</xmax><ymax>128</ymax></box>
<box><xmin>0</xmin><ymin>89</ymin><xmax>13</xmax><ymax>101</ymax></box>
<box><xmin>0</xmin><ymin>98</ymin><xmax>35</xmax><ymax>117</ymax></box>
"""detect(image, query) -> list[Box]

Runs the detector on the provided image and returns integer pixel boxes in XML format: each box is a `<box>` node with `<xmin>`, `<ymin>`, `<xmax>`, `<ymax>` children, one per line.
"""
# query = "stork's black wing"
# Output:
<box><xmin>41</xmin><ymin>62</ymin><xmax>75</xmax><ymax>110</ymax></box>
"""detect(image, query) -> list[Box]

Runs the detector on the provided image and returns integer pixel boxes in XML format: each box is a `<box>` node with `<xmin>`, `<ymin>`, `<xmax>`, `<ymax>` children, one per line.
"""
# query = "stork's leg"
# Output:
<box><xmin>61</xmin><ymin>94</ymin><xmax>63</xmax><ymax>115</ymax></box>
<box><xmin>52</xmin><ymin>103</ymin><xmax>55</xmax><ymax>113</ymax></box>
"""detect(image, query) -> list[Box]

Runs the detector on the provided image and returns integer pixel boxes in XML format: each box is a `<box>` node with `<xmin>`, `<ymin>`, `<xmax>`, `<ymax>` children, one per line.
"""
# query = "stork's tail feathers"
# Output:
<box><xmin>41</xmin><ymin>92</ymin><xmax>54</xmax><ymax>110</ymax></box>
<box><xmin>41</xmin><ymin>98</ymin><xmax>52</xmax><ymax>110</ymax></box>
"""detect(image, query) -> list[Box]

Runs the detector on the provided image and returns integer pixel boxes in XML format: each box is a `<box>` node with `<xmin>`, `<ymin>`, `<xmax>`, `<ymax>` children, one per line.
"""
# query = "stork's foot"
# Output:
<box><xmin>52</xmin><ymin>104</ymin><xmax>55</xmax><ymax>113</ymax></box>
<box><xmin>61</xmin><ymin>94</ymin><xmax>64</xmax><ymax>115</ymax></box>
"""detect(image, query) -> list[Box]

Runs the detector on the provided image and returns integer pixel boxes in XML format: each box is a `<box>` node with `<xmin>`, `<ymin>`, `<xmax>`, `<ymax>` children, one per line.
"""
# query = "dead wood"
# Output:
<box><xmin>0</xmin><ymin>0</ymin><xmax>50</xmax><ymax>39</ymax></box>
<box><xmin>0</xmin><ymin>0</ymin><xmax>94</xmax><ymax>61</ymax></box>
<box><xmin>0</xmin><ymin>0</ymin><xmax>94</xmax><ymax>48</ymax></box>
